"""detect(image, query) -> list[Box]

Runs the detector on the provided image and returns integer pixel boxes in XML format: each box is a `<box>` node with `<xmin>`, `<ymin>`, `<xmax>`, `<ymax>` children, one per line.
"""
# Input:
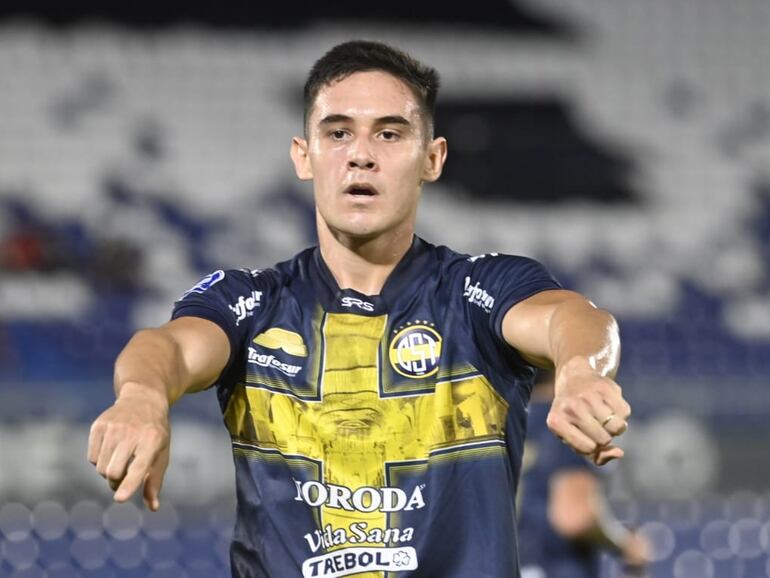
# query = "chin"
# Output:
<box><xmin>333</xmin><ymin>217</ymin><xmax>385</xmax><ymax>239</ymax></box>
<box><xmin>337</xmin><ymin>225</ymin><xmax>382</xmax><ymax>241</ymax></box>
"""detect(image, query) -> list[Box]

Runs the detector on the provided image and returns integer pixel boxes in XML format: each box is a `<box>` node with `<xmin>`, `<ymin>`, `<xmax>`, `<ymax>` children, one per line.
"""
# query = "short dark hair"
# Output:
<box><xmin>303</xmin><ymin>40</ymin><xmax>440</xmax><ymax>137</ymax></box>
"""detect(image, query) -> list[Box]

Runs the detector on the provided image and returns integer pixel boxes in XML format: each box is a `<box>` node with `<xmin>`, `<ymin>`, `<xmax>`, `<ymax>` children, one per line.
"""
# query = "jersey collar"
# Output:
<box><xmin>311</xmin><ymin>235</ymin><xmax>433</xmax><ymax>314</ymax></box>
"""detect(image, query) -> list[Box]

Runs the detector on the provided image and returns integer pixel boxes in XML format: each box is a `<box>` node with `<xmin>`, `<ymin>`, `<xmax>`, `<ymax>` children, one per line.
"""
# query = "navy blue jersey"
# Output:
<box><xmin>518</xmin><ymin>400</ymin><xmax>599</xmax><ymax>578</ymax></box>
<box><xmin>172</xmin><ymin>236</ymin><xmax>561</xmax><ymax>578</ymax></box>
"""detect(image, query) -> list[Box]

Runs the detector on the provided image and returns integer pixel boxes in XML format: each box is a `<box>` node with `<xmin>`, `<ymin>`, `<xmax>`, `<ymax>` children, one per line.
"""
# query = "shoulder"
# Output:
<box><xmin>435</xmin><ymin>247</ymin><xmax>560</xmax><ymax>294</ymax></box>
<box><xmin>465</xmin><ymin>252</ymin><xmax>555</xmax><ymax>276</ymax></box>
<box><xmin>216</xmin><ymin>247</ymin><xmax>317</xmax><ymax>292</ymax></box>
<box><xmin>176</xmin><ymin>247</ymin><xmax>317</xmax><ymax>306</ymax></box>
<box><xmin>171</xmin><ymin>248</ymin><xmax>315</xmax><ymax>333</ymax></box>
<box><xmin>182</xmin><ymin>267</ymin><xmax>280</xmax><ymax>296</ymax></box>
<box><xmin>173</xmin><ymin>268</ymin><xmax>279</xmax><ymax>327</ymax></box>
<box><xmin>431</xmin><ymin>245</ymin><xmax>553</xmax><ymax>276</ymax></box>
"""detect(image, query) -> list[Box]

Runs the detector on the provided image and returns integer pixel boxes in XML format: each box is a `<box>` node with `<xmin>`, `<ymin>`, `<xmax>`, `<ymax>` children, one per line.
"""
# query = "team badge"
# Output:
<box><xmin>388</xmin><ymin>324</ymin><xmax>442</xmax><ymax>378</ymax></box>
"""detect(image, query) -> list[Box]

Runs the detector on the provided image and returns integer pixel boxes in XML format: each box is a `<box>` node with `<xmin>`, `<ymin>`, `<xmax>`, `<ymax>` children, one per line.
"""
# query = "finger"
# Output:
<box><xmin>593</xmin><ymin>445</ymin><xmax>625</xmax><ymax>466</ymax></box>
<box><xmin>572</xmin><ymin>406</ymin><xmax>614</xmax><ymax>448</ymax></box>
<box><xmin>595</xmin><ymin>388</ymin><xmax>631</xmax><ymax>436</ymax></box>
<box><xmin>114</xmin><ymin>446</ymin><xmax>157</xmax><ymax>503</ymax></box>
<box><xmin>87</xmin><ymin>420</ymin><xmax>106</xmax><ymax>465</ymax></box>
<box><xmin>611</xmin><ymin>417</ymin><xmax>629</xmax><ymax>436</ymax></box>
<box><xmin>549</xmin><ymin>418</ymin><xmax>603</xmax><ymax>455</ymax></box>
<box><xmin>95</xmin><ymin>427</ymin><xmax>123</xmax><ymax>477</ymax></box>
<box><xmin>107</xmin><ymin>455</ymin><xmax>135</xmax><ymax>491</ymax></box>
<box><xmin>600</xmin><ymin>411</ymin><xmax>630</xmax><ymax>437</ymax></box>
<box><xmin>143</xmin><ymin>475</ymin><xmax>161</xmax><ymax>512</ymax></box>
<box><xmin>143</xmin><ymin>447</ymin><xmax>170</xmax><ymax>511</ymax></box>
<box><xmin>575</xmin><ymin>391</ymin><xmax>619</xmax><ymax>434</ymax></box>
<box><xmin>604</xmin><ymin>393</ymin><xmax>632</xmax><ymax>421</ymax></box>
<box><xmin>104</xmin><ymin>441</ymin><xmax>137</xmax><ymax>486</ymax></box>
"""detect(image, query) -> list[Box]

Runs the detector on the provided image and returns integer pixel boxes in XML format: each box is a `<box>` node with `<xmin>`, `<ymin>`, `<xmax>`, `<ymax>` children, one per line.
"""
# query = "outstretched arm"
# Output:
<box><xmin>549</xmin><ymin>469</ymin><xmax>649</xmax><ymax>568</ymax></box>
<box><xmin>87</xmin><ymin>317</ymin><xmax>230</xmax><ymax>509</ymax></box>
<box><xmin>502</xmin><ymin>289</ymin><xmax>630</xmax><ymax>465</ymax></box>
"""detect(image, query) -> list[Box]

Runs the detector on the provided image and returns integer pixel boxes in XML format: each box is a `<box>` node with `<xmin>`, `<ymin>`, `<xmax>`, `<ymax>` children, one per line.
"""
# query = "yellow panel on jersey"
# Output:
<box><xmin>224</xmin><ymin>312</ymin><xmax>510</xmax><ymax>577</ymax></box>
<box><xmin>316</xmin><ymin>313</ymin><xmax>388</xmax><ymax>578</ymax></box>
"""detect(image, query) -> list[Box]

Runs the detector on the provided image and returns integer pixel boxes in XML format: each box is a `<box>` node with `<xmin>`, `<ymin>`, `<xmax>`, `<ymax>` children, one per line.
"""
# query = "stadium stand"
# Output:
<box><xmin>1</xmin><ymin>1</ymin><xmax>769</xmax><ymax>576</ymax></box>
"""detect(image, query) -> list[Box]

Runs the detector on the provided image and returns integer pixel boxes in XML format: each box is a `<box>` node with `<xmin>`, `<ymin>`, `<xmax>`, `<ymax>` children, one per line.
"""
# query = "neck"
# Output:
<box><xmin>317</xmin><ymin>215</ymin><xmax>414</xmax><ymax>296</ymax></box>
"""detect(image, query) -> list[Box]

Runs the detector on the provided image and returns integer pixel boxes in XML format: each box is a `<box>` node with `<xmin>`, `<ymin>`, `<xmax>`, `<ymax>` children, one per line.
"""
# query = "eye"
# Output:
<box><xmin>329</xmin><ymin>129</ymin><xmax>348</xmax><ymax>141</ymax></box>
<box><xmin>379</xmin><ymin>130</ymin><xmax>401</xmax><ymax>142</ymax></box>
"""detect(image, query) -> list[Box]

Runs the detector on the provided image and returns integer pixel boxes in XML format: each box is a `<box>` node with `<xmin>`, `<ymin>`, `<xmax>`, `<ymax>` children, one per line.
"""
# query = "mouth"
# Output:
<box><xmin>344</xmin><ymin>183</ymin><xmax>380</xmax><ymax>197</ymax></box>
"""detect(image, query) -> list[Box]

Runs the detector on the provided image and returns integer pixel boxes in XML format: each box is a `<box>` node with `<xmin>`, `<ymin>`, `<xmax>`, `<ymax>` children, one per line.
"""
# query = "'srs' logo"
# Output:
<box><xmin>340</xmin><ymin>296</ymin><xmax>375</xmax><ymax>312</ymax></box>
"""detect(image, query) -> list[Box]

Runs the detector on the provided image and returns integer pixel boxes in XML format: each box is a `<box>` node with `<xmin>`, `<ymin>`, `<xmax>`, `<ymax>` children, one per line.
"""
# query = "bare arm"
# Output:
<box><xmin>549</xmin><ymin>469</ymin><xmax>649</xmax><ymax>568</ymax></box>
<box><xmin>87</xmin><ymin>317</ymin><xmax>230</xmax><ymax>509</ymax></box>
<box><xmin>502</xmin><ymin>289</ymin><xmax>631</xmax><ymax>465</ymax></box>
<box><xmin>114</xmin><ymin>317</ymin><xmax>231</xmax><ymax>402</ymax></box>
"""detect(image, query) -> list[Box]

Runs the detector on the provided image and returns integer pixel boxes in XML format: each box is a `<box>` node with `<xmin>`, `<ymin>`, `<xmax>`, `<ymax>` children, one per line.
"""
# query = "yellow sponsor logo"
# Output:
<box><xmin>253</xmin><ymin>328</ymin><xmax>308</xmax><ymax>357</ymax></box>
<box><xmin>388</xmin><ymin>325</ymin><xmax>442</xmax><ymax>378</ymax></box>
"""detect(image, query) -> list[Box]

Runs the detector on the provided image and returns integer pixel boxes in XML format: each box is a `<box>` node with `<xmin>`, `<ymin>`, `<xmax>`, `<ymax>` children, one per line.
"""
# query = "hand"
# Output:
<box><xmin>87</xmin><ymin>384</ymin><xmax>170</xmax><ymax>510</ymax></box>
<box><xmin>547</xmin><ymin>359</ymin><xmax>631</xmax><ymax>466</ymax></box>
<box><xmin>622</xmin><ymin>531</ymin><xmax>650</xmax><ymax>569</ymax></box>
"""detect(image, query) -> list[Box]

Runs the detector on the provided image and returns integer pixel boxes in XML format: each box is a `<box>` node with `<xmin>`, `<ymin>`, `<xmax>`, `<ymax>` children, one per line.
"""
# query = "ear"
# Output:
<box><xmin>422</xmin><ymin>137</ymin><xmax>448</xmax><ymax>183</ymax></box>
<box><xmin>290</xmin><ymin>136</ymin><xmax>313</xmax><ymax>181</ymax></box>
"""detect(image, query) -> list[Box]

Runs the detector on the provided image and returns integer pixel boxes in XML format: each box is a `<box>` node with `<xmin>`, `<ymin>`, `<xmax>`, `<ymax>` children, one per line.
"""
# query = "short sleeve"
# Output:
<box><xmin>464</xmin><ymin>254</ymin><xmax>562</xmax><ymax>343</ymax></box>
<box><xmin>171</xmin><ymin>269</ymin><xmax>266</xmax><ymax>370</ymax></box>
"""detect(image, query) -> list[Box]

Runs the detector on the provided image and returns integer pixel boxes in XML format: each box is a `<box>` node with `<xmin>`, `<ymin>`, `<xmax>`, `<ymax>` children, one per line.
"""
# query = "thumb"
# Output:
<box><xmin>143</xmin><ymin>445</ymin><xmax>170</xmax><ymax>511</ymax></box>
<box><xmin>593</xmin><ymin>444</ymin><xmax>624</xmax><ymax>466</ymax></box>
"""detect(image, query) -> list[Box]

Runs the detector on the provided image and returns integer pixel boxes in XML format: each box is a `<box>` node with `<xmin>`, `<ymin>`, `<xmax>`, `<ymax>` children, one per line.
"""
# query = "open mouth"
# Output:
<box><xmin>344</xmin><ymin>184</ymin><xmax>379</xmax><ymax>197</ymax></box>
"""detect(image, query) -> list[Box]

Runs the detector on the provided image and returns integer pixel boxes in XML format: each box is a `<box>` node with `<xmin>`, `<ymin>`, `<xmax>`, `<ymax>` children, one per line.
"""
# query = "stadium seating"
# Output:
<box><xmin>1</xmin><ymin>1</ymin><xmax>769</xmax><ymax>575</ymax></box>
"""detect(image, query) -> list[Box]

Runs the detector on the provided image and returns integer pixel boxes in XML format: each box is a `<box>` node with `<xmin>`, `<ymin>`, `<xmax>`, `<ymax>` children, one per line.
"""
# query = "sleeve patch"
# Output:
<box><xmin>182</xmin><ymin>270</ymin><xmax>225</xmax><ymax>297</ymax></box>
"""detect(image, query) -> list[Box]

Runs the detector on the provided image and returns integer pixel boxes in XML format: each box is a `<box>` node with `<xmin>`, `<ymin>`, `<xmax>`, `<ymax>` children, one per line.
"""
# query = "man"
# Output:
<box><xmin>518</xmin><ymin>371</ymin><xmax>648</xmax><ymax>578</ymax></box>
<box><xmin>88</xmin><ymin>40</ymin><xmax>631</xmax><ymax>578</ymax></box>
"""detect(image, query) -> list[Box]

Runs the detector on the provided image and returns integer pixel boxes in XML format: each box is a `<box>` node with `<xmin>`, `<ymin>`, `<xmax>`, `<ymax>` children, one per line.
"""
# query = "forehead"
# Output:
<box><xmin>310</xmin><ymin>70</ymin><xmax>422</xmax><ymax>125</ymax></box>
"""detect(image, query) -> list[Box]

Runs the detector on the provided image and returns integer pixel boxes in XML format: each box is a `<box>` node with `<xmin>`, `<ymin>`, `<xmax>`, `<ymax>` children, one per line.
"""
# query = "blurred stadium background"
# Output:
<box><xmin>1</xmin><ymin>0</ymin><xmax>769</xmax><ymax>576</ymax></box>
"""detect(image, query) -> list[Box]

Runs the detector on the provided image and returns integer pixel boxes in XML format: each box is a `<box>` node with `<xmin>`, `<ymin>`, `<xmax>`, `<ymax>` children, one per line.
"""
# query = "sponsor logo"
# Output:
<box><xmin>253</xmin><ymin>328</ymin><xmax>308</xmax><ymax>357</ymax></box>
<box><xmin>304</xmin><ymin>522</ymin><xmax>414</xmax><ymax>553</ymax></box>
<box><xmin>467</xmin><ymin>252</ymin><xmax>498</xmax><ymax>262</ymax></box>
<box><xmin>293</xmin><ymin>480</ymin><xmax>426</xmax><ymax>514</ymax></box>
<box><xmin>463</xmin><ymin>276</ymin><xmax>495</xmax><ymax>313</ymax></box>
<box><xmin>248</xmin><ymin>347</ymin><xmax>303</xmax><ymax>377</ymax></box>
<box><xmin>340</xmin><ymin>296</ymin><xmax>375</xmax><ymax>312</ymax></box>
<box><xmin>302</xmin><ymin>547</ymin><xmax>417</xmax><ymax>578</ymax></box>
<box><xmin>182</xmin><ymin>270</ymin><xmax>224</xmax><ymax>297</ymax></box>
<box><xmin>388</xmin><ymin>324</ymin><xmax>442</xmax><ymax>378</ymax></box>
<box><xmin>229</xmin><ymin>290</ymin><xmax>262</xmax><ymax>325</ymax></box>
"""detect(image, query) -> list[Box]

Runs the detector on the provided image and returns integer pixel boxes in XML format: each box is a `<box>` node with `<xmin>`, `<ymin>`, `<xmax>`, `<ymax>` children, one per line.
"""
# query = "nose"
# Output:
<box><xmin>347</xmin><ymin>138</ymin><xmax>377</xmax><ymax>171</ymax></box>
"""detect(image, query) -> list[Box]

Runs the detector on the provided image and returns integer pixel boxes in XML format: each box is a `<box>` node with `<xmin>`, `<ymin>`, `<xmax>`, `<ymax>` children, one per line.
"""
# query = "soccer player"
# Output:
<box><xmin>88</xmin><ymin>40</ymin><xmax>631</xmax><ymax>578</ymax></box>
<box><xmin>519</xmin><ymin>371</ymin><xmax>648</xmax><ymax>578</ymax></box>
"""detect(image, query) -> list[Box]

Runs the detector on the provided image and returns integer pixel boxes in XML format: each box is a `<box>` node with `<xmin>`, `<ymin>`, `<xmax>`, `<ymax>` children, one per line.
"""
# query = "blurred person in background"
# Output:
<box><xmin>519</xmin><ymin>370</ymin><xmax>649</xmax><ymax>578</ymax></box>
<box><xmin>88</xmin><ymin>40</ymin><xmax>631</xmax><ymax>578</ymax></box>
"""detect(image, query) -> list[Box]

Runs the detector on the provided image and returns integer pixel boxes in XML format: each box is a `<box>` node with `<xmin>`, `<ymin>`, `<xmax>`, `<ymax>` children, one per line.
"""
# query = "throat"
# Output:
<box><xmin>324</xmin><ymin>256</ymin><xmax>395</xmax><ymax>296</ymax></box>
<box><xmin>319</xmin><ymin>234</ymin><xmax>413</xmax><ymax>296</ymax></box>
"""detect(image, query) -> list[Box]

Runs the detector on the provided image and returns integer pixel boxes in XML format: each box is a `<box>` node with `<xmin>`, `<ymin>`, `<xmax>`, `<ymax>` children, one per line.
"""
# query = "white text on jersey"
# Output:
<box><xmin>230</xmin><ymin>291</ymin><xmax>263</xmax><ymax>324</ymax></box>
<box><xmin>340</xmin><ymin>296</ymin><xmax>375</xmax><ymax>312</ymax></box>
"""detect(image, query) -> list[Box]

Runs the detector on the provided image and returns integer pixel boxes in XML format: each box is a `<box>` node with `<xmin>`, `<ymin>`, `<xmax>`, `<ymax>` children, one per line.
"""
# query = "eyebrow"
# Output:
<box><xmin>318</xmin><ymin>114</ymin><xmax>413</xmax><ymax>128</ymax></box>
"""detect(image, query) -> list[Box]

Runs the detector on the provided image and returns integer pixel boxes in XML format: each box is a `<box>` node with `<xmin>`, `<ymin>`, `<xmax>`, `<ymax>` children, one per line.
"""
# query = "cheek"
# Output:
<box><xmin>392</xmin><ymin>154</ymin><xmax>426</xmax><ymax>187</ymax></box>
<box><xmin>310</xmin><ymin>151</ymin><xmax>344</xmax><ymax>185</ymax></box>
